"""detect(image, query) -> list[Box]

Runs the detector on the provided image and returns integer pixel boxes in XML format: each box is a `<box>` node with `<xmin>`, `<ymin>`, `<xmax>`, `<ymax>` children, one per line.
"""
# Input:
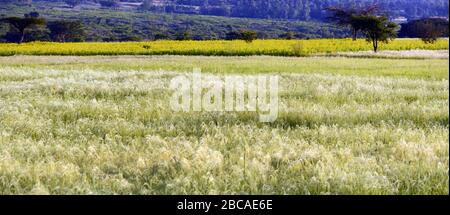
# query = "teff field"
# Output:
<box><xmin>0</xmin><ymin>40</ymin><xmax>448</xmax><ymax>194</ymax></box>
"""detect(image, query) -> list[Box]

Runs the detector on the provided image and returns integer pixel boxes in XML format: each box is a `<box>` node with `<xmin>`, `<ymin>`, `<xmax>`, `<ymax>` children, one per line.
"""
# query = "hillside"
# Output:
<box><xmin>140</xmin><ymin>0</ymin><xmax>449</xmax><ymax>21</ymax></box>
<box><xmin>4</xmin><ymin>0</ymin><xmax>448</xmax><ymax>21</ymax></box>
<box><xmin>0</xmin><ymin>0</ymin><xmax>448</xmax><ymax>42</ymax></box>
<box><xmin>0</xmin><ymin>1</ymin><xmax>350</xmax><ymax>42</ymax></box>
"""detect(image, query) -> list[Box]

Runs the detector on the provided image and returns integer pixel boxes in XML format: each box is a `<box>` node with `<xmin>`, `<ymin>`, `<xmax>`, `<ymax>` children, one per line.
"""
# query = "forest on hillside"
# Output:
<box><xmin>5</xmin><ymin>0</ymin><xmax>447</xmax><ymax>21</ymax></box>
<box><xmin>163</xmin><ymin>0</ymin><xmax>449</xmax><ymax>20</ymax></box>
<box><xmin>0</xmin><ymin>1</ymin><xmax>350</xmax><ymax>42</ymax></box>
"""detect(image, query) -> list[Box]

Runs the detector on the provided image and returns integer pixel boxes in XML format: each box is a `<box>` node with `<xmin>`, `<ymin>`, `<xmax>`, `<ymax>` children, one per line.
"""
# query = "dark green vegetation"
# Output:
<box><xmin>2</xmin><ymin>0</ymin><xmax>449</xmax><ymax>21</ymax></box>
<box><xmin>399</xmin><ymin>18</ymin><xmax>450</xmax><ymax>43</ymax></box>
<box><xmin>55</xmin><ymin>0</ymin><xmax>450</xmax><ymax>21</ymax></box>
<box><xmin>0</xmin><ymin>16</ymin><xmax>46</xmax><ymax>43</ymax></box>
<box><xmin>325</xmin><ymin>6</ymin><xmax>400</xmax><ymax>52</ymax></box>
<box><xmin>1</xmin><ymin>12</ymin><xmax>86</xmax><ymax>43</ymax></box>
<box><xmin>352</xmin><ymin>16</ymin><xmax>398</xmax><ymax>52</ymax></box>
<box><xmin>142</xmin><ymin>0</ymin><xmax>449</xmax><ymax>21</ymax></box>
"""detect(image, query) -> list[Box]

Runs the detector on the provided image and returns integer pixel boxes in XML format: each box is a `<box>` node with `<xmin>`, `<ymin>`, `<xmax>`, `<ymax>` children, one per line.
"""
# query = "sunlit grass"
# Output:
<box><xmin>0</xmin><ymin>55</ymin><xmax>448</xmax><ymax>80</ymax></box>
<box><xmin>0</xmin><ymin>56</ymin><xmax>448</xmax><ymax>194</ymax></box>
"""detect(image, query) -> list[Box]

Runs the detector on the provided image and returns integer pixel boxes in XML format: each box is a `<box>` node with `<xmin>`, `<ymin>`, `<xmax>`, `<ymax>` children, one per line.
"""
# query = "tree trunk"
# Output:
<box><xmin>352</xmin><ymin>28</ymin><xmax>357</xmax><ymax>41</ymax></box>
<box><xmin>372</xmin><ymin>37</ymin><xmax>378</xmax><ymax>53</ymax></box>
<box><xmin>375</xmin><ymin>40</ymin><xmax>378</xmax><ymax>52</ymax></box>
<box><xmin>18</xmin><ymin>31</ymin><xmax>25</xmax><ymax>44</ymax></box>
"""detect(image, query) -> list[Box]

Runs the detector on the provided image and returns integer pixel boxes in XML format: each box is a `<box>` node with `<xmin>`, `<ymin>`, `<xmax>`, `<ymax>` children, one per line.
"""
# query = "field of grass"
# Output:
<box><xmin>0</xmin><ymin>55</ymin><xmax>448</xmax><ymax>194</ymax></box>
<box><xmin>0</xmin><ymin>39</ymin><xmax>448</xmax><ymax>56</ymax></box>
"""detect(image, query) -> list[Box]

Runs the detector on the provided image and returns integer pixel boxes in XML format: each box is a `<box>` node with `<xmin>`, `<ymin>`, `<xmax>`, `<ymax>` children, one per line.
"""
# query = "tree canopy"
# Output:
<box><xmin>356</xmin><ymin>15</ymin><xmax>399</xmax><ymax>52</ymax></box>
<box><xmin>47</xmin><ymin>20</ymin><xmax>85</xmax><ymax>42</ymax></box>
<box><xmin>0</xmin><ymin>16</ymin><xmax>46</xmax><ymax>43</ymax></box>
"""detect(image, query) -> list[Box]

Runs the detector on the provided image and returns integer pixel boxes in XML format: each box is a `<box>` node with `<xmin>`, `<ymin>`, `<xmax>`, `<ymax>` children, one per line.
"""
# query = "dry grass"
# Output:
<box><xmin>0</xmin><ymin>56</ymin><xmax>448</xmax><ymax>194</ymax></box>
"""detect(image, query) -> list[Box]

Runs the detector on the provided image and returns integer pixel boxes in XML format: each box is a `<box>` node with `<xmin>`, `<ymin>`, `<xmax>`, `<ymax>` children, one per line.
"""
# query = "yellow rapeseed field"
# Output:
<box><xmin>0</xmin><ymin>39</ymin><xmax>448</xmax><ymax>56</ymax></box>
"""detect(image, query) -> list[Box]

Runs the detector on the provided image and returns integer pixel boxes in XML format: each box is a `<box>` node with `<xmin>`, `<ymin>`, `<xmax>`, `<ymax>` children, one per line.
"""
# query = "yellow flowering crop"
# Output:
<box><xmin>0</xmin><ymin>39</ymin><xmax>447</xmax><ymax>56</ymax></box>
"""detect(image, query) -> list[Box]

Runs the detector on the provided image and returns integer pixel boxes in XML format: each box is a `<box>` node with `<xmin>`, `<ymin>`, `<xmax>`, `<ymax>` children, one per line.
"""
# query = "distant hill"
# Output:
<box><xmin>5</xmin><ymin>0</ymin><xmax>447</xmax><ymax>21</ymax></box>
<box><xmin>142</xmin><ymin>0</ymin><xmax>449</xmax><ymax>21</ymax></box>
<box><xmin>0</xmin><ymin>1</ymin><xmax>350</xmax><ymax>42</ymax></box>
<box><xmin>0</xmin><ymin>0</ymin><xmax>448</xmax><ymax>42</ymax></box>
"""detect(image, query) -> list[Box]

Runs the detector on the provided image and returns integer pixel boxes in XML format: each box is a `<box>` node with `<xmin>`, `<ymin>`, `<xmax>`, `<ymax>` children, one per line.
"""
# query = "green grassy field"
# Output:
<box><xmin>0</xmin><ymin>55</ymin><xmax>448</xmax><ymax>194</ymax></box>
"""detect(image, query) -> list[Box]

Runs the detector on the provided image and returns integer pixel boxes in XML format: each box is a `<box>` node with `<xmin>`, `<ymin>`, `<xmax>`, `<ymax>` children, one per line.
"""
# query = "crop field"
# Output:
<box><xmin>0</xmin><ymin>39</ymin><xmax>448</xmax><ymax>56</ymax></box>
<box><xmin>0</xmin><ymin>55</ymin><xmax>448</xmax><ymax>194</ymax></box>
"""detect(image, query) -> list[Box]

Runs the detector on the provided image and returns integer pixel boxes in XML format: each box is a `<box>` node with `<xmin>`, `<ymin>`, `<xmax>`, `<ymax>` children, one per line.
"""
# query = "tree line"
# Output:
<box><xmin>399</xmin><ymin>18</ymin><xmax>449</xmax><ymax>43</ymax></box>
<box><xmin>0</xmin><ymin>12</ymin><xmax>85</xmax><ymax>43</ymax></box>
<box><xmin>325</xmin><ymin>5</ymin><xmax>448</xmax><ymax>52</ymax></box>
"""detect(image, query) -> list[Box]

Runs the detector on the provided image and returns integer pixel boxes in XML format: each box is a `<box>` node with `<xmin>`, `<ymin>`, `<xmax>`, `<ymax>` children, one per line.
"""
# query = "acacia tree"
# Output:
<box><xmin>225</xmin><ymin>29</ymin><xmax>257</xmax><ymax>43</ymax></box>
<box><xmin>414</xmin><ymin>19</ymin><xmax>446</xmax><ymax>44</ymax></box>
<box><xmin>238</xmin><ymin>29</ymin><xmax>257</xmax><ymax>43</ymax></box>
<box><xmin>326</xmin><ymin>5</ymin><xmax>379</xmax><ymax>40</ymax></box>
<box><xmin>47</xmin><ymin>20</ymin><xmax>85</xmax><ymax>42</ymax></box>
<box><xmin>1</xmin><ymin>17</ymin><xmax>46</xmax><ymax>43</ymax></box>
<box><xmin>356</xmin><ymin>15</ymin><xmax>399</xmax><ymax>52</ymax></box>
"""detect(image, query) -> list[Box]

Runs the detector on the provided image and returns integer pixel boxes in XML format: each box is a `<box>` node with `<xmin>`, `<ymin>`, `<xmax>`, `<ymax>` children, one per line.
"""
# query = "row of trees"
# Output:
<box><xmin>399</xmin><ymin>18</ymin><xmax>449</xmax><ymax>44</ymax></box>
<box><xmin>170</xmin><ymin>28</ymin><xmax>257</xmax><ymax>42</ymax></box>
<box><xmin>325</xmin><ymin>4</ymin><xmax>449</xmax><ymax>52</ymax></box>
<box><xmin>0</xmin><ymin>13</ymin><xmax>85</xmax><ymax>43</ymax></box>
